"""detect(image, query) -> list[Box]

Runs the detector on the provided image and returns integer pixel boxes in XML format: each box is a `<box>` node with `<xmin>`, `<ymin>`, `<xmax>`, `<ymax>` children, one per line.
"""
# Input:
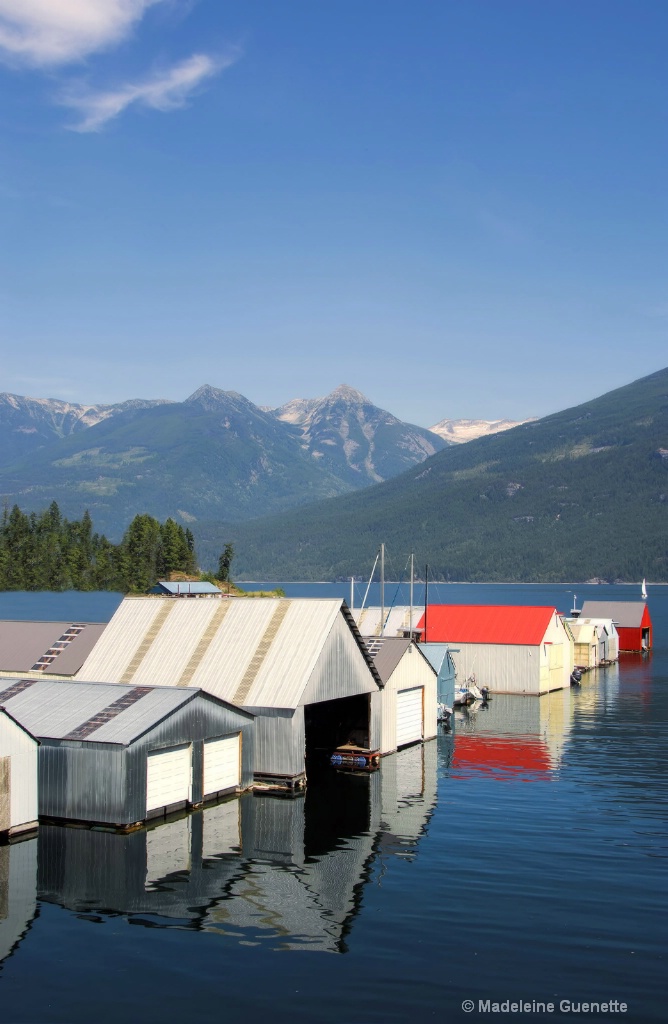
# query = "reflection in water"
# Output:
<box><xmin>451</xmin><ymin>688</ymin><xmax>574</xmax><ymax>779</ymax></box>
<box><xmin>28</xmin><ymin>743</ymin><xmax>438</xmax><ymax>955</ymax></box>
<box><xmin>0</xmin><ymin>838</ymin><xmax>37</xmax><ymax>966</ymax></box>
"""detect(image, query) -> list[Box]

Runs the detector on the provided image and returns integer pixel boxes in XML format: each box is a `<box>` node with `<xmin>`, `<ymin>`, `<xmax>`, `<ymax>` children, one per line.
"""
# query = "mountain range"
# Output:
<box><xmin>0</xmin><ymin>384</ymin><xmax>519</xmax><ymax>538</ymax></box>
<box><xmin>211</xmin><ymin>368</ymin><xmax>668</xmax><ymax>582</ymax></box>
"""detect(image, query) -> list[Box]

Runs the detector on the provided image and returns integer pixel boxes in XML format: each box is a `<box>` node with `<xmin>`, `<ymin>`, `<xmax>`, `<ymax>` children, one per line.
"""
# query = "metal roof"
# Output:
<box><xmin>568</xmin><ymin>620</ymin><xmax>597</xmax><ymax>644</ymax></box>
<box><xmin>0</xmin><ymin>678</ymin><xmax>203</xmax><ymax>745</ymax></box>
<box><xmin>150</xmin><ymin>581</ymin><xmax>222</xmax><ymax>595</ymax></box>
<box><xmin>417</xmin><ymin>605</ymin><xmax>559</xmax><ymax>645</ymax></box>
<box><xmin>0</xmin><ymin>621</ymin><xmax>107</xmax><ymax>675</ymax></box>
<box><xmin>78</xmin><ymin>596</ymin><xmax>381</xmax><ymax>708</ymax></box>
<box><xmin>361</xmin><ymin>637</ymin><xmax>434</xmax><ymax>684</ymax></box>
<box><xmin>579</xmin><ymin>601</ymin><xmax>649</xmax><ymax>628</ymax></box>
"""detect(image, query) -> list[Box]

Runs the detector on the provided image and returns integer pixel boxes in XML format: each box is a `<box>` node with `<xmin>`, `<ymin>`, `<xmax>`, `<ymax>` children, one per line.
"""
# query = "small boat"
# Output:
<box><xmin>570</xmin><ymin>668</ymin><xmax>582</xmax><ymax>686</ymax></box>
<box><xmin>453</xmin><ymin>674</ymin><xmax>484</xmax><ymax>706</ymax></box>
<box><xmin>437</xmin><ymin>702</ymin><xmax>452</xmax><ymax>727</ymax></box>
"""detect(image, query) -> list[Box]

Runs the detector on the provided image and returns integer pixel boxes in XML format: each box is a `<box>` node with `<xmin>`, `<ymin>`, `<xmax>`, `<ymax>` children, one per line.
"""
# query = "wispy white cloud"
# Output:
<box><xmin>0</xmin><ymin>0</ymin><xmax>165</xmax><ymax>67</ymax></box>
<box><xmin>61</xmin><ymin>51</ymin><xmax>235</xmax><ymax>131</ymax></box>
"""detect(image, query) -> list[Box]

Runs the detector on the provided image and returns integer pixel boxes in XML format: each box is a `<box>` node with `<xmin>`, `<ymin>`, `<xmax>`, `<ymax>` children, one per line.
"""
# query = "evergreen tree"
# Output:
<box><xmin>217</xmin><ymin>543</ymin><xmax>235</xmax><ymax>582</ymax></box>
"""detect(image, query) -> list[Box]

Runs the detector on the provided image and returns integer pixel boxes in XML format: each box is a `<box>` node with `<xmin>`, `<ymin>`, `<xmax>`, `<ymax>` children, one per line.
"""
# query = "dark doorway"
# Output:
<box><xmin>304</xmin><ymin>694</ymin><xmax>370</xmax><ymax>770</ymax></box>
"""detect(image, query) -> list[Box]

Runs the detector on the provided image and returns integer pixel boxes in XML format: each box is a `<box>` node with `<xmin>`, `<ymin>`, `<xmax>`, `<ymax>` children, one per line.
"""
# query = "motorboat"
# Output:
<box><xmin>437</xmin><ymin>702</ymin><xmax>452</xmax><ymax>727</ymax></box>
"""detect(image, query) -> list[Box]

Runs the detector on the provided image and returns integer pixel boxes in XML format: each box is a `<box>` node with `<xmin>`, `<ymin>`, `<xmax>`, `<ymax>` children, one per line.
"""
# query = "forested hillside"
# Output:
<box><xmin>210</xmin><ymin>368</ymin><xmax>668</xmax><ymax>582</ymax></box>
<box><xmin>0</xmin><ymin>503</ymin><xmax>197</xmax><ymax>592</ymax></box>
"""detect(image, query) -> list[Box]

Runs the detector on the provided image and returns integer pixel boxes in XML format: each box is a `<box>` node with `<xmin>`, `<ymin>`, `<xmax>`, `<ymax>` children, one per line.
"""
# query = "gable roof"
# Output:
<box><xmin>0</xmin><ymin>678</ymin><xmax>237</xmax><ymax>746</ymax></box>
<box><xmin>417</xmin><ymin>605</ymin><xmax>559</xmax><ymax>645</ymax></box>
<box><xmin>579</xmin><ymin>601</ymin><xmax>649</xmax><ymax>628</ymax></box>
<box><xmin>362</xmin><ymin>637</ymin><xmax>435</xmax><ymax>684</ymax></box>
<box><xmin>77</xmin><ymin>596</ymin><xmax>381</xmax><ymax>709</ymax></box>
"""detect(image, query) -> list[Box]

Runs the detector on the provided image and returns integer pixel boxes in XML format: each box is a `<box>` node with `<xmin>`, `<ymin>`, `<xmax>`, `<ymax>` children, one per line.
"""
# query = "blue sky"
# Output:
<box><xmin>1</xmin><ymin>1</ymin><xmax>666</xmax><ymax>427</ymax></box>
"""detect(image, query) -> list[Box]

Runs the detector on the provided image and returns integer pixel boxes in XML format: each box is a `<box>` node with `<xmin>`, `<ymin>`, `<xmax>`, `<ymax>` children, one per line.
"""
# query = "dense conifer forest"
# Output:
<box><xmin>0</xmin><ymin>502</ymin><xmax>198</xmax><ymax>592</ymax></box>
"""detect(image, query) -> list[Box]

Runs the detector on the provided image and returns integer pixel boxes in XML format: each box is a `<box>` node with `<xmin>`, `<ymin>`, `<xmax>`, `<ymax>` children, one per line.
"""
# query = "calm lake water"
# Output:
<box><xmin>0</xmin><ymin>585</ymin><xmax>666</xmax><ymax>1023</ymax></box>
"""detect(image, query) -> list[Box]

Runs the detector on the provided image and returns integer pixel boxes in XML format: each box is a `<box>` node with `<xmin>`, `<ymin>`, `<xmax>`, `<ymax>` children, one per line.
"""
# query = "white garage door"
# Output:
<box><xmin>396</xmin><ymin>687</ymin><xmax>423</xmax><ymax>748</ymax></box>
<box><xmin>203</xmin><ymin>734</ymin><xmax>241</xmax><ymax>797</ymax></box>
<box><xmin>146</xmin><ymin>744</ymin><xmax>192</xmax><ymax>813</ymax></box>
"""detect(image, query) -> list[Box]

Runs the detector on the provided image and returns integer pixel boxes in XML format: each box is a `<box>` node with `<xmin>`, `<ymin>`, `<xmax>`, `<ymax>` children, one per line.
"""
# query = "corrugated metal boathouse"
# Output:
<box><xmin>0</xmin><ymin>678</ymin><xmax>254</xmax><ymax>829</ymax></box>
<box><xmin>76</xmin><ymin>597</ymin><xmax>384</xmax><ymax>787</ymax></box>
<box><xmin>362</xmin><ymin>638</ymin><xmax>437</xmax><ymax>753</ymax></box>
<box><xmin>418</xmin><ymin>605</ymin><xmax>574</xmax><ymax>695</ymax></box>
<box><xmin>0</xmin><ymin>709</ymin><xmax>39</xmax><ymax>839</ymax></box>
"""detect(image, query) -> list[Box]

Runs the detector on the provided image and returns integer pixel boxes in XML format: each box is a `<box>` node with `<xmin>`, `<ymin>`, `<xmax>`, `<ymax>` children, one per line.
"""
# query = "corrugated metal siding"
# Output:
<box><xmin>0</xmin><ymin>711</ymin><xmax>38</xmax><ymax>830</ymax></box>
<box><xmin>449</xmin><ymin>644</ymin><xmax>539</xmax><ymax>694</ymax></box>
<box><xmin>124</xmin><ymin>696</ymin><xmax>255</xmax><ymax>819</ymax></box>
<box><xmin>247</xmin><ymin>707</ymin><xmax>305</xmax><ymax>777</ymax></box>
<box><xmin>369</xmin><ymin>690</ymin><xmax>383</xmax><ymax>751</ymax></box>
<box><xmin>421</xmin><ymin>643</ymin><xmax>457</xmax><ymax>705</ymax></box>
<box><xmin>39</xmin><ymin>742</ymin><xmax>127</xmax><ymax>823</ymax></box>
<box><xmin>300</xmin><ymin>613</ymin><xmax>378</xmax><ymax>706</ymax></box>
<box><xmin>379</xmin><ymin>644</ymin><xmax>437</xmax><ymax>753</ymax></box>
<box><xmin>37</xmin><ymin>694</ymin><xmax>254</xmax><ymax>826</ymax></box>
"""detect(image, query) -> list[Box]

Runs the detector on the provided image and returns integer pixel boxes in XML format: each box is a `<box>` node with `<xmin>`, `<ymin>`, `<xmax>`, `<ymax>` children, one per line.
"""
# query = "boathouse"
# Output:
<box><xmin>0</xmin><ymin>678</ymin><xmax>254</xmax><ymax>828</ymax></box>
<box><xmin>420</xmin><ymin>643</ymin><xmax>458</xmax><ymax>707</ymax></box>
<box><xmin>0</xmin><ymin>709</ymin><xmax>38</xmax><ymax>839</ymax></box>
<box><xmin>566</xmin><ymin>617</ymin><xmax>618</xmax><ymax>668</ymax></box>
<box><xmin>148</xmin><ymin>581</ymin><xmax>223</xmax><ymax>597</ymax></box>
<box><xmin>417</xmin><ymin>605</ymin><xmax>574</xmax><ymax>695</ymax></box>
<box><xmin>75</xmin><ymin>597</ymin><xmax>383</xmax><ymax>786</ymax></box>
<box><xmin>362</xmin><ymin>638</ymin><xmax>437</xmax><ymax>753</ymax></box>
<box><xmin>579</xmin><ymin>601</ymin><xmax>652</xmax><ymax>652</ymax></box>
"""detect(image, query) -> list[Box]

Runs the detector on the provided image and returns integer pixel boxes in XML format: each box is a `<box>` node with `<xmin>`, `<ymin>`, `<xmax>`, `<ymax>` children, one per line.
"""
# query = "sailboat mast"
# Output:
<box><xmin>380</xmin><ymin>543</ymin><xmax>385</xmax><ymax>636</ymax></box>
<box><xmin>350</xmin><ymin>577</ymin><xmax>354</xmax><ymax>612</ymax></box>
<box><xmin>409</xmin><ymin>553</ymin><xmax>414</xmax><ymax>638</ymax></box>
<box><xmin>424</xmin><ymin>563</ymin><xmax>429</xmax><ymax>642</ymax></box>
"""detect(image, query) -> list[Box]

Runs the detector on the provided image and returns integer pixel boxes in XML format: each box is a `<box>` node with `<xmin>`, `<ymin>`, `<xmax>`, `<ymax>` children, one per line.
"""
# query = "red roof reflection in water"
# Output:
<box><xmin>452</xmin><ymin>735</ymin><xmax>553</xmax><ymax>780</ymax></box>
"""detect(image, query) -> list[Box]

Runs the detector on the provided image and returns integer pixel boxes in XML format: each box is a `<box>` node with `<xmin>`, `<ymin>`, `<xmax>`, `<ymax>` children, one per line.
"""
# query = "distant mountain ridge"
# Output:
<box><xmin>213</xmin><ymin>368</ymin><xmax>668</xmax><ymax>582</ymax></box>
<box><xmin>0</xmin><ymin>383</ymin><xmax>472</xmax><ymax>539</ymax></box>
<box><xmin>0</xmin><ymin>392</ymin><xmax>171</xmax><ymax>468</ymax></box>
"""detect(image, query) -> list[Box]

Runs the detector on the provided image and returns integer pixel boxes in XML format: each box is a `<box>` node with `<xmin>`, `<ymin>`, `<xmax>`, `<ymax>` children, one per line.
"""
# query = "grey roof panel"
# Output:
<box><xmin>362</xmin><ymin>637</ymin><xmax>436</xmax><ymax>684</ymax></box>
<box><xmin>0</xmin><ymin>678</ymin><xmax>197</xmax><ymax>745</ymax></box>
<box><xmin>0</xmin><ymin>620</ymin><xmax>108</xmax><ymax>675</ymax></box>
<box><xmin>50</xmin><ymin>623</ymin><xmax>108</xmax><ymax>675</ymax></box>
<box><xmin>579</xmin><ymin>601</ymin><xmax>647</xmax><ymax>627</ymax></box>
<box><xmin>363</xmin><ymin>637</ymin><xmax>412</xmax><ymax>683</ymax></box>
